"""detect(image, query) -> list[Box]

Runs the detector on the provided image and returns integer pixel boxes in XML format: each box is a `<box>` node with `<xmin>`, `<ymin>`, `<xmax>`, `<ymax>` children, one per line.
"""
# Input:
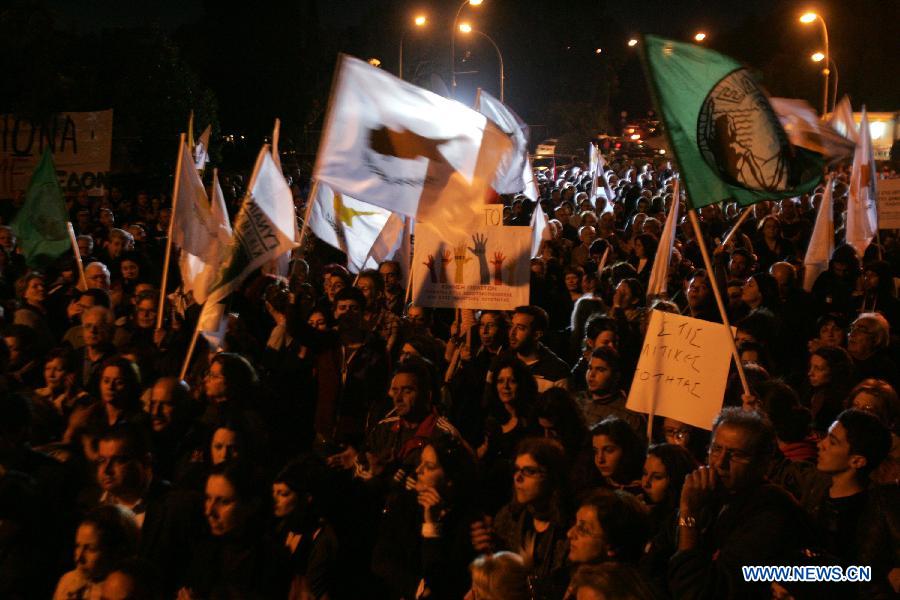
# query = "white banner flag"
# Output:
<box><xmin>314</xmin><ymin>55</ymin><xmax>511</xmax><ymax>231</ymax></box>
<box><xmin>474</xmin><ymin>89</ymin><xmax>530</xmax><ymax>196</ymax></box>
<box><xmin>803</xmin><ymin>174</ymin><xmax>835</xmax><ymax>292</ymax></box>
<box><xmin>646</xmin><ymin>179</ymin><xmax>680</xmax><ymax>299</ymax></box>
<box><xmin>206</xmin><ymin>146</ymin><xmax>298</xmax><ymax>307</ymax></box>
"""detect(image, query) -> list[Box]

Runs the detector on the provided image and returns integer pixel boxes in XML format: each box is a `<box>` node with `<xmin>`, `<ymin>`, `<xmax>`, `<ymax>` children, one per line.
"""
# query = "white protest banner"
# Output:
<box><xmin>0</xmin><ymin>110</ymin><xmax>113</xmax><ymax>197</ymax></box>
<box><xmin>626</xmin><ymin>310</ymin><xmax>733</xmax><ymax>431</ymax></box>
<box><xmin>876</xmin><ymin>178</ymin><xmax>900</xmax><ymax>230</ymax></box>
<box><xmin>411</xmin><ymin>221</ymin><xmax>530</xmax><ymax>310</ymax></box>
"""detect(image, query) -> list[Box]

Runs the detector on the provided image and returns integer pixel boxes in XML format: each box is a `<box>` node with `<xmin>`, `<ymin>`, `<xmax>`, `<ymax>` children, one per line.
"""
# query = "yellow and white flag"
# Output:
<box><xmin>307</xmin><ymin>182</ymin><xmax>392</xmax><ymax>273</ymax></box>
<box><xmin>845</xmin><ymin>107</ymin><xmax>877</xmax><ymax>257</ymax></box>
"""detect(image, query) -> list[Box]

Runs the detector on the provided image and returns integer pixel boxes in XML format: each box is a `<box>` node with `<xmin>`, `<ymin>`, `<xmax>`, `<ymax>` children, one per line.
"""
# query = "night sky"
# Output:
<box><xmin>20</xmin><ymin>0</ymin><xmax>899</xmax><ymax>174</ymax></box>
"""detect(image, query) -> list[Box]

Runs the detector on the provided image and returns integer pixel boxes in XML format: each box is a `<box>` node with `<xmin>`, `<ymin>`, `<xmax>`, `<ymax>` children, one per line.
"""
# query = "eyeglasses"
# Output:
<box><xmin>664</xmin><ymin>428</ymin><xmax>690</xmax><ymax>441</ymax></box>
<box><xmin>570</xmin><ymin>521</ymin><xmax>602</xmax><ymax>539</ymax></box>
<box><xmin>512</xmin><ymin>465</ymin><xmax>546</xmax><ymax>479</ymax></box>
<box><xmin>849</xmin><ymin>326</ymin><xmax>875</xmax><ymax>337</ymax></box>
<box><xmin>708</xmin><ymin>443</ymin><xmax>753</xmax><ymax>464</ymax></box>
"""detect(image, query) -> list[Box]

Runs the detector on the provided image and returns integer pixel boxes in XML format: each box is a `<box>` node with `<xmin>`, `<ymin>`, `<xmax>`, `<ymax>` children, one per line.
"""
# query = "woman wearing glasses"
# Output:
<box><xmin>471</xmin><ymin>437</ymin><xmax>572</xmax><ymax>600</ymax></box>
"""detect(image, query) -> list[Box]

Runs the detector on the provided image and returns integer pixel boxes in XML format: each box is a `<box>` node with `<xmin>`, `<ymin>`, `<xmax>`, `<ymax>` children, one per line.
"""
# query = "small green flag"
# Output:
<box><xmin>642</xmin><ymin>35</ymin><xmax>822</xmax><ymax>208</ymax></box>
<box><xmin>12</xmin><ymin>149</ymin><xmax>70</xmax><ymax>268</ymax></box>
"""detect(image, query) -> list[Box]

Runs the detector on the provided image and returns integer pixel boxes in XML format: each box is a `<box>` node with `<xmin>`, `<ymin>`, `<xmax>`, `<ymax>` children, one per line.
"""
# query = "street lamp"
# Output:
<box><xmin>368</xmin><ymin>58</ymin><xmax>382</xmax><ymax>68</ymax></box>
<box><xmin>811</xmin><ymin>52</ymin><xmax>839</xmax><ymax>113</ymax></box>
<box><xmin>459</xmin><ymin>23</ymin><xmax>504</xmax><ymax>102</ymax></box>
<box><xmin>451</xmin><ymin>0</ymin><xmax>483</xmax><ymax>98</ymax></box>
<box><xmin>694</xmin><ymin>32</ymin><xmax>707</xmax><ymax>42</ymax></box>
<box><xmin>799</xmin><ymin>11</ymin><xmax>830</xmax><ymax>115</ymax></box>
<box><xmin>399</xmin><ymin>14</ymin><xmax>427</xmax><ymax>80</ymax></box>
<box><xmin>627</xmin><ymin>38</ymin><xmax>638</xmax><ymax>47</ymax></box>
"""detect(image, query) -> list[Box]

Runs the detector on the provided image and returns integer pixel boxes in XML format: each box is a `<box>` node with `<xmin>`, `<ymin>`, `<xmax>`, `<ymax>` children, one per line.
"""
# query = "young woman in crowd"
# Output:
<box><xmin>182</xmin><ymin>460</ymin><xmax>291</xmax><ymax>598</ymax></box>
<box><xmin>804</xmin><ymin>346</ymin><xmax>857</xmax><ymax>432</ymax></box>
<box><xmin>478</xmin><ymin>355</ymin><xmax>538</xmax><ymax>512</ymax></box>
<box><xmin>372</xmin><ymin>435</ymin><xmax>477</xmax><ymax>599</ymax></box>
<box><xmin>270</xmin><ymin>455</ymin><xmax>338</xmax><ymax>600</ymax></box>
<box><xmin>471</xmin><ymin>438</ymin><xmax>572</xmax><ymax>600</ymax></box>
<box><xmin>583</xmin><ymin>417</ymin><xmax>645</xmax><ymax>495</ymax></box>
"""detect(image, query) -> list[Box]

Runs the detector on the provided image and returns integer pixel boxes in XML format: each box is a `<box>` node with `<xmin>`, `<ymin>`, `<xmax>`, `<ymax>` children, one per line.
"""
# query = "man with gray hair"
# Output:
<box><xmin>77</xmin><ymin>305</ymin><xmax>115</xmax><ymax>392</ymax></box>
<box><xmin>85</xmin><ymin>262</ymin><xmax>111</xmax><ymax>291</ymax></box>
<box><xmin>669</xmin><ymin>407</ymin><xmax>811</xmax><ymax>598</ymax></box>
<box><xmin>847</xmin><ymin>312</ymin><xmax>897</xmax><ymax>389</ymax></box>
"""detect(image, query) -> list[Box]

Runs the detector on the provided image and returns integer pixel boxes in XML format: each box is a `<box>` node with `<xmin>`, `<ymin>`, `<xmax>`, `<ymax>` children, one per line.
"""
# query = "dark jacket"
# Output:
<box><xmin>668</xmin><ymin>483</ymin><xmax>812</xmax><ymax>599</ymax></box>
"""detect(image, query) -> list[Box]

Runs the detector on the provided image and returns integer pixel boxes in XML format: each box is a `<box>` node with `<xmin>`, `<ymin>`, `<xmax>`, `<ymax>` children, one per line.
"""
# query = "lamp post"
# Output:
<box><xmin>459</xmin><ymin>23</ymin><xmax>504</xmax><ymax>102</ymax></box>
<box><xmin>399</xmin><ymin>14</ymin><xmax>427</xmax><ymax>80</ymax></box>
<box><xmin>811</xmin><ymin>52</ymin><xmax>839</xmax><ymax>114</ymax></box>
<box><xmin>694</xmin><ymin>32</ymin><xmax>707</xmax><ymax>42</ymax></box>
<box><xmin>451</xmin><ymin>0</ymin><xmax>483</xmax><ymax>98</ymax></box>
<box><xmin>799</xmin><ymin>11</ymin><xmax>830</xmax><ymax>116</ymax></box>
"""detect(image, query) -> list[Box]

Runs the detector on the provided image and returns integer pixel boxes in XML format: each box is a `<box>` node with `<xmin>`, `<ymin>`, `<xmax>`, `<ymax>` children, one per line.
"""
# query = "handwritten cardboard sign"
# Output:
<box><xmin>626</xmin><ymin>310</ymin><xmax>733</xmax><ymax>430</ymax></box>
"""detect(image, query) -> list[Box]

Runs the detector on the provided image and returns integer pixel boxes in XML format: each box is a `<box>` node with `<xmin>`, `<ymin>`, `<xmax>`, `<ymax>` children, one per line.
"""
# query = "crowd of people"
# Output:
<box><xmin>0</xmin><ymin>153</ymin><xmax>898</xmax><ymax>600</ymax></box>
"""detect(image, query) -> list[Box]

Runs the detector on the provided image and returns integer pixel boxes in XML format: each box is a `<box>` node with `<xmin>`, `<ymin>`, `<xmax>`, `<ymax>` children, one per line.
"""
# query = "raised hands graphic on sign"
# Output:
<box><xmin>452</xmin><ymin>243</ymin><xmax>472</xmax><ymax>284</ymax></box>
<box><xmin>491</xmin><ymin>251</ymin><xmax>506</xmax><ymax>285</ymax></box>
<box><xmin>468</xmin><ymin>233</ymin><xmax>491</xmax><ymax>285</ymax></box>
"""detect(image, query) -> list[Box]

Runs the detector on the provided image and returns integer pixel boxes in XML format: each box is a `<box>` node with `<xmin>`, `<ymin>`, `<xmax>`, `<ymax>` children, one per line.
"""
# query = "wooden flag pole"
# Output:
<box><xmin>158</xmin><ymin>134</ymin><xmax>187</xmax><ymax>330</ymax></box>
<box><xmin>66</xmin><ymin>222</ymin><xmax>88</xmax><ymax>290</ymax></box>
<box><xmin>719</xmin><ymin>205</ymin><xmax>754</xmax><ymax>248</ymax></box>
<box><xmin>179</xmin><ymin>314</ymin><xmax>205</xmax><ymax>381</ymax></box>
<box><xmin>296</xmin><ymin>181</ymin><xmax>319</xmax><ymax>251</ymax></box>
<box><xmin>687</xmin><ymin>208</ymin><xmax>750</xmax><ymax>396</ymax></box>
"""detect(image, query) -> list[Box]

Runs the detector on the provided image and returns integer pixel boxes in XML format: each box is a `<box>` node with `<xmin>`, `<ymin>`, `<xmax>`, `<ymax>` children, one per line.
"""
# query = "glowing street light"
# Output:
<box><xmin>451</xmin><ymin>0</ymin><xmax>484</xmax><ymax>97</ymax></box>
<box><xmin>399</xmin><ymin>14</ymin><xmax>428</xmax><ymax>80</ymax></box>
<box><xmin>799</xmin><ymin>11</ymin><xmax>830</xmax><ymax>115</ymax></box>
<box><xmin>595</xmin><ymin>48</ymin><xmax>602</xmax><ymax>54</ymax></box>
<box><xmin>694</xmin><ymin>32</ymin><xmax>707</xmax><ymax>42</ymax></box>
<box><xmin>810</xmin><ymin>52</ymin><xmax>839</xmax><ymax>113</ymax></box>
<box><xmin>368</xmin><ymin>58</ymin><xmax>382</xmax><ymax>68</ymax></box>
<box><xmin>627</xmin><ymin>38</ymin><xmax>638</xmax><ymax>47</ymax></box>
<box><xmin>458</xmin><ymin>24</ymin><xmax>505</xmax><ymax>102</ymax></box>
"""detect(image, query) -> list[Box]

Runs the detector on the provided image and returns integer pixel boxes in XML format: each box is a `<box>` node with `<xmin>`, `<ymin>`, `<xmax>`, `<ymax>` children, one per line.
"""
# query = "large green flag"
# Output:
<box><xmin>642</xmin><ymin>35</ymin><xmax>822</xmax><ymax>208</ymax></box>
<box><xmin>12</xmin><ymin>149</ymin><xmax>70</xmax><ymax>267</ymax></box>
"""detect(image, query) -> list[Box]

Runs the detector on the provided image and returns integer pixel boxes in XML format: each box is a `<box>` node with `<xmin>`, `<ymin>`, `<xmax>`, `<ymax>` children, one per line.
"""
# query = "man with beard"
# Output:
<box><xmin>314</xmin><ymin>287</ymin><xmax>391</xmax><ymax>456</ymax></box>
<box><xmin>505</xmin><ymin>305</ymin><xmax>569</xmax><ymax>392</ymax></box>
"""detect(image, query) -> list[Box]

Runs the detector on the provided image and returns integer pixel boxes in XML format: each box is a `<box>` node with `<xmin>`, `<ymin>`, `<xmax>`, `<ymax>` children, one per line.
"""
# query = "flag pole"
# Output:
<box><xmin>158</xmin><ymin>133</ymin><xmax>187</xmax><ymax>330</ymax></box>
<box><xmin>271</xmin><ymin>118</ymin><xmax>282</xmax><ymax>170</ymax></box>
<box><xmin>719</xmin><ymin>205</ymin><xmax>753</xmax><ymax>248</ymax></box>
<box><xmin>687</xmin><ymin>208</ymin><xmax>750</xmax><ymax>395</ymax></box>
<box><xmin>296</xmin><ymin>180</ymin><xmax>319</xmax><ymax>251</ymax></box>
<box><xmin>180</xmin><ymin>313</ymin><xmax>205</xmax><ymax>380</ymax></box>
<box><xmin>66</xmin><ymin>222</ymin><xmax>88</xmax><ymax>290</ymax></box>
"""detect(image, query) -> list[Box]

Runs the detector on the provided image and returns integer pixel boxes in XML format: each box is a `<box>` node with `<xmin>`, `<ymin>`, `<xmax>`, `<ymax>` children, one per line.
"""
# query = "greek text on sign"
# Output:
<box><xmin>626</xmin><ymin>310</ymin><xmax>733</xmax><ymax>430</ymax></box>
<box><xmin>0</xmin><ymin>110</ymin><xmax>113</xmax><ymax>198</ymax></box>
<box><xmin>411</xmin><ymin>221</ymin><xmax>530</xmax><ymax>310</ymax></box>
